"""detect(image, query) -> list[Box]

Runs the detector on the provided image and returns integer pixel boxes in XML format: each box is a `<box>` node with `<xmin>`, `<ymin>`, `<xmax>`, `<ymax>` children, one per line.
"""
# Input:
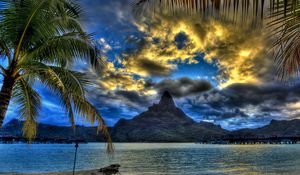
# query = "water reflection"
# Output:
<box><xmin>1</xmin><ymin>143</ymin><xmax>300</xmax><ymax>174</ymax></box>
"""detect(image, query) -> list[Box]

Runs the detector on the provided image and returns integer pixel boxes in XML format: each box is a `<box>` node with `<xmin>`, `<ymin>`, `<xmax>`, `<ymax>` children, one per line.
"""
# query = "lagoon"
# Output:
<box><xmin>1</xmin><ymin>143</ymin><xmax>300</xmax><ymax>174</ymax></box>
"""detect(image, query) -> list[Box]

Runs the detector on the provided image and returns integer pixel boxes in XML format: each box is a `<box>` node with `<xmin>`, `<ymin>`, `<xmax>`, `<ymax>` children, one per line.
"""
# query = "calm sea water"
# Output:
<box><xmin>0</xmin><ymin>143</ymin><xmax>300</xmax><ymax>174</ymax></box>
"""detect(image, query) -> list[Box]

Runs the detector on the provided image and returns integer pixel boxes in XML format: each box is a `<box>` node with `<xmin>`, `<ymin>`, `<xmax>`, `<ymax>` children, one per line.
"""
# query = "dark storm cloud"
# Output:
<box><xmin>87</xmin><ymin>89</ymin><xmax>151</xmax><ymax>110</ymax></box>
<box><xmin>222</xmin><ymin>82</ymin><xmax>300</xmax><ymax>108</ymax></box>
<box><xmin>194</xmin><ymin>108</ymin><xmax>245</xmax><ymax>119</ymax></box>
<box><xmin>190</xmin><ymin>82</ymin><xmax>300</xmax><ymax>109</ymax></box>
<box><xmin>114</xmin><ymin>90</ymin><xmax>151</xmax><ymax>107</ymax></box>
<box><xmin>89</xmin><ymin>77</ymin><xmax>213</xmax><ymax>111</ymax></box>
<box><xmin>85</xmin><ymin>88</ymin><xmax>154</xmax><ymax>126</ymax></box>
<box><xmin>181</xmin><ymin>82</ymin><xmax>300</xmax><ymax>127</ymax></box>
<box><xmin>185</xmin><ymin>103</ymin><xmax>249</xmax><ymax>120</ymax></box>
<box><xmin>136</xmin><ymin>58</ymin><xmax>171</xmax><ymax>76</ymax></box>
<box><xmin>155</xmin><ymin>77</ymin><xmax>212</xmax><ymax>97</ymax></box>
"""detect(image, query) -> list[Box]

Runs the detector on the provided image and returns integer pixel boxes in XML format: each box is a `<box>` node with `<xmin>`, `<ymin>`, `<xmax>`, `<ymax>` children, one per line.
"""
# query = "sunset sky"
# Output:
<box><xmin>4</xmin><ymin>0</ymin><xmax>300</xmax><ymax>130</ymax></box>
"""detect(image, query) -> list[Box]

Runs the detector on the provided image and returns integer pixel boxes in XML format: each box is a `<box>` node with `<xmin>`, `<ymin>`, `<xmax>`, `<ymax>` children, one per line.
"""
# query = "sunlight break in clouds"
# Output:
<box><xmin>98</xmin><ymin>14</ymin><xmax>272</xmax><ymax>92</ymax></box>
<box><xmin>133</xmin><ymin>15</ymin><xmax>271</xmax><ymax>88</ymax></box>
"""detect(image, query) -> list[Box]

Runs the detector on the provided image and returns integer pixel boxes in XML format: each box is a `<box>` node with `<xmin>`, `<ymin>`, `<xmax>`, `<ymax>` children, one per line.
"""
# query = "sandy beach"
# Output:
<box><xmin>1</xmin><ymin>170</ymin><xmax>105</xmax><ymax>175</ymax></box>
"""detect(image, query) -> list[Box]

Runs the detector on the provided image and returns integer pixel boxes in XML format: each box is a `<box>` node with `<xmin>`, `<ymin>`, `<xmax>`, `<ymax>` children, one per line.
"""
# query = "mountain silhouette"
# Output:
<box><xmin>231</xmin><ymin>119</ymin><xmax>300</xmax><ymax>138</ymax></box>
<box><xmin>0</xmin><ymin>119</ymin><xmax>107</xmax><ymax>142</ymax></box>
<box><xmin>111</xmin><ymin>91</ymin><xmax>228</xmax><ymax>142</ymax></box>
<box><xmin>3</xmin><ymin>92</ymin><xmax>300</xmax><ymax>142</ymax></box>
<box><xmin>158</xmin><ymin>91</ymin><xmax>176</xmax><ymax>110</ymax></box>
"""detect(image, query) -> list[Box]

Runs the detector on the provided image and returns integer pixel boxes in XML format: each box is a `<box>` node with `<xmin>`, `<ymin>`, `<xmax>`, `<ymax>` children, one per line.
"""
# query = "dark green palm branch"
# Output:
<box><xmin>0</xmin><ymin>0</ymin><xmax>112</xmax><ymax>152</ymax></box>
<box><xmin>133</xmin><ymin>0</ymin><xmax>267</xmax><ymax>21</ymax></box>
<box><xmin>133</xmin><ymin>0</ymin><xmax>298</xmax><ymax>19</ymax></box>
<box><xmin>133</xmin><ymin>0</ymin><xmax>300</xmax><ymax>79</ymax></box>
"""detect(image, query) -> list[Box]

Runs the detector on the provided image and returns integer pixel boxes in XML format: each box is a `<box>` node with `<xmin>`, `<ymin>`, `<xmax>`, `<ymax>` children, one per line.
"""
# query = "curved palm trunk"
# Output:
<box><xmin>0</xmin><ymin>76</ymin><xmax>15</xmax><ymax>127</ymax></box>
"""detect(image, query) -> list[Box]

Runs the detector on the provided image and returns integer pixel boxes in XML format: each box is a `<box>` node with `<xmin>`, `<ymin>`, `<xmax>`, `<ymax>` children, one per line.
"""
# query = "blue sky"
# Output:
<box><xmin>3</xmin><ymin>0</ymin><xmax>300</xmax><ymax>130</ymax></box>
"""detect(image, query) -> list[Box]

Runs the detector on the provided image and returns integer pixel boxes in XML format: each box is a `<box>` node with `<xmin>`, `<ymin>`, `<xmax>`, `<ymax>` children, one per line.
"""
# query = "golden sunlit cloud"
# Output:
<box><xmin>94</xmin><ymin>58</ymin><xmax>157</xmax><ymax>95</ymax></box>
<box><xmin>287</xmin><ymin>102</ymin><xmax>300</xmax><ymax>110</ymax></box>
<box><xmin>239</xmin><ymin>50</ymin><xmax>252</xmax><ymax>57</ymax></box>
<box><xmin>97</xmin><ymin>13</ymin><xmax>272</xmax><ymax>94</ymax></box>
<box><xmin>130</xmin><ymin>15</ymin><xmax>271</xmax><ymax>88</ymax></box>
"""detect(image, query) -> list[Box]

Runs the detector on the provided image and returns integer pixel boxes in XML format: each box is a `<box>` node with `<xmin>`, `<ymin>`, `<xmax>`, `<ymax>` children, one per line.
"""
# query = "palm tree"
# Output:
<box><xmin>0</xmin><ymin>0</ymin><xmax>112</xmax><ymax>150</ymax></box>
<box><xmin>133</xmin><ymin>0</ymin><xmax>300</xmax><ymax>79</ymax></box>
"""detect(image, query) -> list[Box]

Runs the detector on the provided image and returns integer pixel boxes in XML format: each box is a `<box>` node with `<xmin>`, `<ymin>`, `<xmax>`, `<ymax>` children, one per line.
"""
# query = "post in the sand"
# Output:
<box><xmin>73</xmin><ymin>142</ymin><xmax>79</xmax><ymax>175</ymax></box>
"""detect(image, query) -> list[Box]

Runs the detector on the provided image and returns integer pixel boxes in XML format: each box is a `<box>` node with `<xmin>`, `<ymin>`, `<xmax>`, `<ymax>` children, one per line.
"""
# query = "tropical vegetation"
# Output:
<box><xmin>0</xmin><ymin>0</ymin><xmax>112</xmax><ymax>151</ymax></box>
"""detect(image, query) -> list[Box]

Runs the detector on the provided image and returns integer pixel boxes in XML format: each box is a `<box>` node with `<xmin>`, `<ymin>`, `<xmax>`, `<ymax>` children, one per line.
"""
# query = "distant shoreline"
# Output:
<box><xmin>3</xmin><ymin>118</ymin><xmax>300</xmax><ymax>144</ymax></box>
<box><xmin>1</xmin><ymin>141</ymin><xmax>300</xmax><ymax>145</ymax></box>
<box><xmin>0</xmin><ymin>170</ymin><xmax>105</xmax><ymax>175</ymax></box>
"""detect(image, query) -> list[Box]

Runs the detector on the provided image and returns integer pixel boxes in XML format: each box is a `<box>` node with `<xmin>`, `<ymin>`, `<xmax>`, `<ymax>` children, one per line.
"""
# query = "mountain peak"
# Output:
<box><xmin>159</xmin><ymin>91</ymin><xmax>176</xmax><ymax>109</ymax></box>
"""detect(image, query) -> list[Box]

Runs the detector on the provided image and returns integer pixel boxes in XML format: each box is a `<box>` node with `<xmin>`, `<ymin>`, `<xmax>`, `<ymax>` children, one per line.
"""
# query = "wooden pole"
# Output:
<box><xmin>73</xmin><ymin>142</ymin><xmax>79</xmax><ymax>175</ymax></box>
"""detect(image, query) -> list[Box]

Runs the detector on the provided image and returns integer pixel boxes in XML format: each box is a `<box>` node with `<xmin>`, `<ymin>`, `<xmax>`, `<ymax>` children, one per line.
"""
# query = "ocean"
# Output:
<box><xmin>0</xmin><ymin>143</ymin><xmax>300</xmax><ymax>174</ymax></box>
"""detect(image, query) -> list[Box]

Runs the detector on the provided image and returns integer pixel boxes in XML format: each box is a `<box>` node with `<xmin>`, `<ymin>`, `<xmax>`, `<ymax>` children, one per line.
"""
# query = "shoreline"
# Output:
<box><xmin>1</xmin><ymin>142</ymin><xmax>300</xmax><ymax>145</ymax></box>
<box><xmin>0</xmin><ymin>170</ymin><xmax>105</xmax><ymax>175</ymax></box>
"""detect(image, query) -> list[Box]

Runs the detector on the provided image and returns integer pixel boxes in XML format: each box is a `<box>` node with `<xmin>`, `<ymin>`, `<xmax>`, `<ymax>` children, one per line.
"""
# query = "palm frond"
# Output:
<box><xmin>71</xmin><ymin>95</ymin><xmax>113</xmax><ymax>153</ymax></box>
<box><xmin>17</xmin><ymin>60</ymin><xmax>113</xmax><ymax>151</ymax></box>
<box><xmin>47</xmin><ymin>67</ymin><xmax>88</xmax><ymax>128</ymax></box>
<box><xmin>26</xmin><ymin>32</ymin><xmax>99</xmax><ymax>68</ymax></box>
<box><xmin>0</xmin><ymin>38</ymin><xmax>11</xmax><ymax>63</ymax></box>
<box><xmin>13</xmin><ymin>78</ymin><xmax>41</xmax><ymax>141</ymax></box>
<box><xmin>51</xmin><ymin>16</ymin><xmax>85</xmax><ymax>34</ymax></box>
<box><xmin>43</xmin><ymin>67</ymin><xmax>113</xmax><ymax>152</ymax></box>
<box><xmin>133</xmin><ymin>0</ymin><xmax>298</xmax><ymax>18</ymax></box>
<box><xmin>0</xmin><ymin>0</ymin><xmax>101</xmax><ymax>70</ymax></box>
<box><xmin>133</xmin><ymin>0</ymin><xmax>268</xmax><ymax>23</ymax></box>
<box><xmin>0</xmin><ymin>0</ymin><xmax>111</xmax><ymax>151</ymax></box>
<box><xmin>267</xmin><ymin>1</ymin><xmax>300</xmax><ymax>78</ymax></box>
<box><xmin>18</xmin><ymin>61</ymin><xmax>84</xmax><ymax>128</ymax></box>
<box><xmin>273</xmin><ymin>21</ymin><xmax>300</xmax><ymax>79</ymax></box>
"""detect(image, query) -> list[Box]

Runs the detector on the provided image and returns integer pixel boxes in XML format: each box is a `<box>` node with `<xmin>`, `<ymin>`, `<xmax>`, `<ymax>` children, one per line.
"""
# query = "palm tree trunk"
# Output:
<box><xmin>0</xmin><ymin>76</ymin><xmax>15</xmax><ymax>127</ymax></box>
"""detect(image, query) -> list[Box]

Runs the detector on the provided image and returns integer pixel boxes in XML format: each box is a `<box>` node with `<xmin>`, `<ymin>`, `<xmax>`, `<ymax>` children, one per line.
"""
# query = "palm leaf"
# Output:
<box><xmin>17</xmin><ymin>60</ymin><xmax>113</xmax><ymax>151</ymax></box>
<box><xmin>18</xmin><ymin>61</ymin><xmax>83</xmax><ymax>128</ymax></box>
<box><xmin>0</xmin><ymin>0</ymin><xmax>112</xmax><ymax>151</ymax></box>
<box><xmin>71</xmin><ymin>95</ymin><xmax>113</xmax><ymax>153</ymax></box>
<box><xmin>133</xmin><ymin>0</ymin><xmax>267</xmax><ymax>22</ymax></box>
<box><xmin>133</xmin><ymin>0</ymin><xmax>298</xmax><ymax>17</ymax></box>
<box><xmin>26</xmin><ymin>32</ymin><xmax>99</xmax><ymax>68</ymax></box>
<box><xmin>0</xmin><ymin>0</ymin><xmax>101</xmax><ymax>70</ymax></box>
<box><xmin>13</xmin><ymin>78</ymin><xmax>41</xmax><ymax>141</ymax></box>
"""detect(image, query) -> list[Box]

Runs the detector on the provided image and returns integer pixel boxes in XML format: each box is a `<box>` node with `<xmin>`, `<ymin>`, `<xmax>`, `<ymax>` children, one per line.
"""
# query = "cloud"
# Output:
<box><xmin>83</xmin><ymin>10</ymin><xmax>279</xmax><ymax>129</ymax></box>
<box><xmin>114</xmin><ymin>90</ymin><xmax>152</xmax><ymax>107</ymax></box>
<box><xmin>31</xmin><ymin>0</ymin><xmax>290</xmax><ymax>130</ymax></box>
<box><xmin>154</xmin><ymin>77</ymin><xmax>212</xmax><ymax>97</ymax></box>
<box><xmin>98</xmin><ymin>38</ymin><xmax>112</xmax><ymax>53</ymax></box>
<box><xmin>222</xmin><ymin>83</ymin><xmax>300</xmax><ymax>108</ymax></box>
<box><xmin>82</xmin><ymin>1</ymin><xmax>274</xmax><ymax>93</ymax></box>
<box><xmin>122</xmin><ymin>57</ymin><xmax>173</xmax><ymax>77</ymax></box>
<box><xmin>126</xmin><ymin>14</ymin><xmax>273</xmax><ymax>87</ymax></box>
<box><xmin>78</xmin><ymin>0</ymin><xmax>134</xmax><ymax>32</ymax></box>
<box><xmin>178</xmin><ymin>82</ymin><xmax>300</xmax><ymax>129</ymax></box>
<box><xmin>89</xmin><ymin>72</ymin><xmax>212</xmax><ymax>109</ymax></box>
<box><xmin>99</xmin><ymin>73</ymin><xmax>148</xmax><ymax>92</ymax></box>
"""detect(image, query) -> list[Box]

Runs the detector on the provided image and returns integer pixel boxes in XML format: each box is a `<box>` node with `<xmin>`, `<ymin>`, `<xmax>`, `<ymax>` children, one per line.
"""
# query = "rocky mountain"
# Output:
<box><xmin>111</xmin><ymin>91</ymin><xmax>228</xmax><ymax>142</ymax></box>
<box><xmin>2</xmin><ymin>91</ymin><xmax>300</xmax><ymax>142</ymax></box>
